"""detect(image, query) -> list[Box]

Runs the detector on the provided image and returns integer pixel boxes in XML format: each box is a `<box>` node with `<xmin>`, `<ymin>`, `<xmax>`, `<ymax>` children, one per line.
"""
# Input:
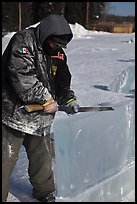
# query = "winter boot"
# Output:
<box><xmin>33</xmin><ymin>192</ymin><xmax>55</xmax><ymax>202</ymax></box>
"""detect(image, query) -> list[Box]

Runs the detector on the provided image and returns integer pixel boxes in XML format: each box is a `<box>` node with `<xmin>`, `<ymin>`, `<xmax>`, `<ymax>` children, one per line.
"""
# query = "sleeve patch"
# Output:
<box><xmin>51</xmin><ymin>52</ymin><xmax>64</xmax><ymax>60</ymax></box>
<box><xmin>19</xmin><ymin>47</ymin><xmax>29</xmax><ymax>54</ymax></box>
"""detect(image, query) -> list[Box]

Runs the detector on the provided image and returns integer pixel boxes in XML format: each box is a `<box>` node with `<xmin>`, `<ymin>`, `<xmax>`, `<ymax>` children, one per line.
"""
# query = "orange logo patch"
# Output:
<box><xmin>51</xmin><ymin>52</ymin><xmax>64</xmax><ymax>60</ymax></box>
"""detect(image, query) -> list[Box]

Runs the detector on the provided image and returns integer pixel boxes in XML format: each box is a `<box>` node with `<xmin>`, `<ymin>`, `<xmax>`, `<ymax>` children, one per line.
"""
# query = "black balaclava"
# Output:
<box><xmin>35</xmin><ymin>14</ymin><xmax>73</xmax><ymax>55</ymax></box>
<box><xmin>42</xmin><ymin>34</ymin><xmax>70</xmax><ymax>55</ymax></box>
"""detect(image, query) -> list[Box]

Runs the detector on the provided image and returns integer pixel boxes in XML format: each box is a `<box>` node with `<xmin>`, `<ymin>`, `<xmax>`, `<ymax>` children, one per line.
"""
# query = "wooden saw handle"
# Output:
<box><xmin>24</xmin><ymin>99</ymin><xmax>55</xmax><ymax>112</ymax></box>
<box><xmin>24</xmin><ymin>104</ymin><xmax>43</xmax><ymax>112</ymax></box>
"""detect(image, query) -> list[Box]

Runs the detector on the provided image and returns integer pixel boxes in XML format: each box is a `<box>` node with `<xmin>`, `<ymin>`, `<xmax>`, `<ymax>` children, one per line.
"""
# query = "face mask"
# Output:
<box><xmin>42</xmin><ymin>40</ymin><xmax>60</xmax><ymax>55</ymax></box>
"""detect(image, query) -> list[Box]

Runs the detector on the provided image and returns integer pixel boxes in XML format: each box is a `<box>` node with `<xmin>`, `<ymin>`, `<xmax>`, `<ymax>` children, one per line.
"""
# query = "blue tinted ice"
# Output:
<box><xmin>107</xmin><ymin>64</ymin><xmax>135</xmax><ymax>94</ymax></box>
<box><xmin>53</xmin><ymin>100</ymin><xmax>135</xmax><ymax>201</ymax></box>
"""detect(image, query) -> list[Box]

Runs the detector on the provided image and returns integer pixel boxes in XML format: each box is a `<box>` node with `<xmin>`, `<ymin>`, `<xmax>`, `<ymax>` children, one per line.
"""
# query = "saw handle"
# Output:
<box><xmin>24</xmin><ymin>104</ymin><xmax>43</xmax><ymax>112</ymax></box>
<box><xmin>24</xmin><ymin>98</ymin><xmax>56</xmax><ymax>113</ymax></box>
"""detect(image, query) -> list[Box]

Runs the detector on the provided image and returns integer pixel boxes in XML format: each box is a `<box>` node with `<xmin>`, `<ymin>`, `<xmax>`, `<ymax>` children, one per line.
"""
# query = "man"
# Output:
<box><xmin>2</xmin><ymin>14</ymin><xmax>78</xmax><ymax>202</ymax></box>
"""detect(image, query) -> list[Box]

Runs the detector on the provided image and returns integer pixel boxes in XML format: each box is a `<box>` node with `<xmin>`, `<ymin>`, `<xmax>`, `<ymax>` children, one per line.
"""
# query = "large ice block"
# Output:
<box><xmin>107</xmin><ymin>64</ymin><xmax>135</xmax><ymax>94</ymax></box>
<box><xmin>53</xmin><ymin>100</ymin><xmax>135</xmax><ymax>201</ymax></box>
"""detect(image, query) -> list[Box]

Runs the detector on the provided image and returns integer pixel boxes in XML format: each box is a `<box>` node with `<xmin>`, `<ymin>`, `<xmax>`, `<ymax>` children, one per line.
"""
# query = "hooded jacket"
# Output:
<box><xmin>2</xmin><ymin>14</ymin><xmax>75</xmax><ymax>136</ymax></box>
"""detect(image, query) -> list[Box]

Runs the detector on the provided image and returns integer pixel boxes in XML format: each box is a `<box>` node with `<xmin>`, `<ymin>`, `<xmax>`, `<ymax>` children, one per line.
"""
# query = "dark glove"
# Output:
<box><xmin>65</xmin><ymin>98</ymin><xmax>79</xmax><ymax>115</ymax></box>
<box><xmin>57</xmin><ymin>89</ymin><xmax>76</xmax><ymax>106</ymax></box>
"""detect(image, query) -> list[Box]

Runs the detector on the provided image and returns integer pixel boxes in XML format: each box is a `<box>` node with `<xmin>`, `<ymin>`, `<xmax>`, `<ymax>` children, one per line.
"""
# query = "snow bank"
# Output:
<box><xmin>2</xmin><ymin>22</ymin><xmax>106</xmax><ymax>54</ymax></box>
<box><xmin>70</xmin><ymin>23</ymin><xmax>110</xmax><ymax>38</ymax></box>
<box><xmin>2</xmin><ymin>32</ymin><xmax>16</xmax><ymax>54</ymax></box>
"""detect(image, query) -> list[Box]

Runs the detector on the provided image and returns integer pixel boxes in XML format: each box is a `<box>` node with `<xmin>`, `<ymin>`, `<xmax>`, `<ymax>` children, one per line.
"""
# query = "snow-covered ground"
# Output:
<box><xmin>2</xmin><ymin>23</ymin><xmax>135</xmax><ymax>202</ymax></box>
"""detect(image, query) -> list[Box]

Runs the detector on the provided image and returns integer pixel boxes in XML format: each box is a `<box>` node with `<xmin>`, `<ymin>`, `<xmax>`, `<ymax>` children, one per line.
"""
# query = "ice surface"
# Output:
<box><xmin>107</xmin><ymin>64</ymin><xmax>135</xmax><ymax>95</ymax></box>
<box><xmin>3</xmin><ymin>25</ymin><xmax>135</xmax><ymax>202</ymax></box>
<box><xmin>53</xmin><ymin>100</ymin><xmax>135</xmax><ymax>201</ymax></box>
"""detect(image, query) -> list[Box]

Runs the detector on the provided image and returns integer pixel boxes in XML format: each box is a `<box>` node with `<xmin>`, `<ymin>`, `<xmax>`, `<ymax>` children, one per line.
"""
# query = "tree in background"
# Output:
<box><xmin>2</xmin><ymin>2</ymin><xmax>134</xmax><ymax>33</ymax></box>
<box><xmin>2</xmin><ymin>2</ymin><xmax>19</xmax><ymax>32</ymax></box>
<box><xmin>2</xmin><ymin>2</ymin><xmax>30</xmax><ymax>32</ymax></box>
<box><xmin>85</xmin><ymin>2</ymin><xmax>106</xmax><ymax>28</ymax></box>
<box><xmin>2</xmin><ymin>2</ymin><xmax>107</xmax><ymax>32</ymax></box>
<box><xmin>30</xmin><ymin>2</ymin><xmax>66</xmax><ymax>24</ymax></box>
<box><xmin>64</xmin><ymin>2</ymin><xmax>86</xmax><ymax>26</ymax></box>
<box><xmin>63</xmin><ymin>2</ymin><xmax>106</xmax><ymax>28</ymax></box>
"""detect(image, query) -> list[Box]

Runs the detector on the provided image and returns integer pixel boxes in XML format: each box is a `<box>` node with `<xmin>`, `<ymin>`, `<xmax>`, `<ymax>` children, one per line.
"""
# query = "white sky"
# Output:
<box><xmin>2</xmin><ymin>23</ymin><xmax>135</xmax><ymax>202</ymax></box>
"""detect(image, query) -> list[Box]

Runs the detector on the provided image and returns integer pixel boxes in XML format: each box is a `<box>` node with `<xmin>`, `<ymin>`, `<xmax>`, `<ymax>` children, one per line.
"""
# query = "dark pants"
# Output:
<box><xmin>2</xmin><ymin>124</ymin><xmax>55</xmax><ymax>202</ymax></box>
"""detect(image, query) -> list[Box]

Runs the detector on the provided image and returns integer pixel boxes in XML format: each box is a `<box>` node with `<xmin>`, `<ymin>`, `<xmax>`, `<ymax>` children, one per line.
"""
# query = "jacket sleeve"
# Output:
<box><xmin>54</xmin><ymin>49</ymin><xmax>76</xmax><ymax>106</ymax></box>
<box><xmin>7</xmin><ymin>31</ymin><xmax>52</xmax><ymax>105</ymax></box>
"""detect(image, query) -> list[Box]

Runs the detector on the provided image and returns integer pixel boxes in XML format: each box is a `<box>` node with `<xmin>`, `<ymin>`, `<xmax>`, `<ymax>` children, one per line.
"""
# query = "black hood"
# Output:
<box><xmin>35</xmin><ymin>14</ymin><xmax>73</xmax><ymax>46</ymax></box>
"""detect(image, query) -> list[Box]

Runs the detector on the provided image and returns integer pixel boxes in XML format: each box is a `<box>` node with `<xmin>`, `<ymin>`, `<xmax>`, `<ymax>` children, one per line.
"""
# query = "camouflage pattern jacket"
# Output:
<box><xmin>2</xmin><ymin>14</ymin><xmax>75</xmax><ymax>136</ymax></box>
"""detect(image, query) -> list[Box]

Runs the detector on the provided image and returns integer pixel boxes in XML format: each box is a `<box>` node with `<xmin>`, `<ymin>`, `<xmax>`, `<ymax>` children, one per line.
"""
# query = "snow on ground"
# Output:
<box><xmin>2</xmin><ymin>23</ymin><xmax>135</xmax><ymax>202</ymax></box>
